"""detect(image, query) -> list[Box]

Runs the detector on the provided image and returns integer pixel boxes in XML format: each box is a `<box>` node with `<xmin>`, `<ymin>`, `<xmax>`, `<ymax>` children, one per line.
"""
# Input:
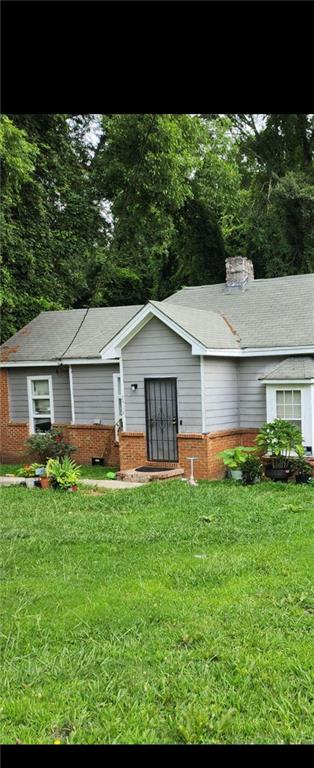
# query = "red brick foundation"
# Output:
<box><xmin>119</xmin><ymin>428</ymin><xmax>260</xmax><ymax>480</ymax></box>
<box><xmin>0</xmin><ymin>369</ymin><xmax>29</xmax><ymax>462</ymax></box>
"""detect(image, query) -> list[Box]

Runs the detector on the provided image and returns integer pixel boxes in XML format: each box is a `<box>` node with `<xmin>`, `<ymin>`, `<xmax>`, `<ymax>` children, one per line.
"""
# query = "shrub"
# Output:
<box><xmin>218</xmin><ymin>446</ymin><xmax>256</xmax><ymax>470</ymax></box>
<box><xmin>16</xmin><ymin>463</ymin><xmax>43</xmax><ymax>477</ymax></box>
<box><xmin>255</xmin><ymin>419</ymin><xmax>304</xmax><ymax>469</ymax></box>
<box><xmin>25</xmin><ymin>428</ymin><xmax>76</xmax><ymax>464</ymax></box>
<box><xmin>291</xmin><ymin>457</ymin><xmax>312</xmax><ymax>479</ymax></box>
<box><xmin>241</xmin><ymin>454</ymin><xmax>263</xmax><ymax>485</ymax></box>
<box><xmin>46</xmin><ymin>456</ymin><xmax>81</xmax><ymax>490</ymax></box>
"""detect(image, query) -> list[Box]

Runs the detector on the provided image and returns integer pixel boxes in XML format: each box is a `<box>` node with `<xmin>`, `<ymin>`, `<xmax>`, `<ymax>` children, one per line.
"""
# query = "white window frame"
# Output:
<box><xmin>113</xmin><ymin>372</ymin><xmax>125</xmax><ymax>442</ymax></box>
<box><xmin>27</xmin><ymin>375</ymin><xmax>54</xmax><ymax>435</ymax></box>
<box><xmin>266</xmin><ymin>383</ymin><xmax>313</xmax><ymax>453</ymax></box>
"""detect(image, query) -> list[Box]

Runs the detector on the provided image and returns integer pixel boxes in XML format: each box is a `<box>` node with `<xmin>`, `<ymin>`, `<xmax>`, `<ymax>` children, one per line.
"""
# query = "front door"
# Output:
<box><xmin>145</xmin><ymin>378</ymin><xmax>178</xmax><ymax>461</ymax></box>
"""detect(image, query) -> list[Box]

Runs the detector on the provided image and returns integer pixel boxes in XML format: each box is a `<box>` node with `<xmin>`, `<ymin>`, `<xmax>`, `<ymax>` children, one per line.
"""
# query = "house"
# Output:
<box><xmin>1</xmin><ymin>257</ymin><xmax>314</xmax><ymax>479</ymax></box>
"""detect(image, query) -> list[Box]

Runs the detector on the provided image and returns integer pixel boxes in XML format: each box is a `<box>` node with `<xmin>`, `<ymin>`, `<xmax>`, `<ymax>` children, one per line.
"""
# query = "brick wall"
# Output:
<box><xmin>0</xmin><ymin>369</ymin><xmax>120</xmax><ymax>466</ymax></box>
<box><xmin>0</xmin><ymin>369</ymin><xmax>29</xmax><ymax>462</ymax></box>
<box><xmin>119</xmin><ymin>428</ymin><xmax>260</xmax><ymax>479</ymax></box>
<box><xmin>207</xmin><ymin>428</ymin><xmax>259</xmax><ymax>479</ymax></box>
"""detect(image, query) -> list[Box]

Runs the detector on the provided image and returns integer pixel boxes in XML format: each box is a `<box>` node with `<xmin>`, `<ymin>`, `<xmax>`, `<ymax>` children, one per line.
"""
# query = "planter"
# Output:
<box><xmin>35</xmin><ymin>466</ymin><xmax>46</xmax><ymax>477</ymax></box>
<box><xmin>230</xmin><ymin>469</ymin><xmax>243</xmax><ymax>481</ymax></box>
<box><xmin>25</xmin><ymin>477</ymin><xmax>36</xmax><ymax>489</ymax></box>
<box><xmin>67</xmin><ymin>485</ymin><xmax>78</xmax><ymax>492</ymax></box>
<box><xmin>265</xmin><ymin>466</ymin><xmax>292</xmax><ymax>482</ymax></box>
<box><xmin>295</xmin><ymin>474</ymin><xmax>311</xmax><ymax>484</ymax></box>
<box><xmin>40</xmin><ymin>476</ymin><xmax>50</xmax><ymax>489</ymax></box>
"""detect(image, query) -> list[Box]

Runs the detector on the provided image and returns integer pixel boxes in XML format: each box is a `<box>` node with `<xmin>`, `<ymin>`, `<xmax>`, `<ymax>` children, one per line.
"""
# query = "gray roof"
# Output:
<box><xmin>260</xmin><ymin>356</ymin><xmax>314</xmax><ymax>380</ymax></box>
<box><xmin>1</xmin><ymin>273</ymin><xmax>313</xmax><ymax>362</ymax></box>
<box><xmin>150</xmin><ymin>301</ymin><xmax>240</xmax><ymax>349</ymax></box>
<box><xmin>164</xmin><ymin>273</ymin><xmax>314</xmax><ymax>349</ymax></box>
<box><xmin>0</xmin><ymin>306</ymin><xmax>143</xmax><ymax>361</ymax></box>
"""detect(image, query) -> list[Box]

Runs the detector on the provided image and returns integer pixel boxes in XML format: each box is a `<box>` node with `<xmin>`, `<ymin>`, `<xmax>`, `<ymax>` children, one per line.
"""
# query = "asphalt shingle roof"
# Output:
<box><xmin>1</xmin><ymin>273</ymin><xmax>313</xmax><ymax>362</ymax></box>
<box><xmin>260</xmin><ymin>356</ymin><xmax>314</xmax><ymax>380</ymax></box>
<box><xmin>164</xmin><ymin>273</ymin><xmax>314</xmax><ymax>349</ymax></box>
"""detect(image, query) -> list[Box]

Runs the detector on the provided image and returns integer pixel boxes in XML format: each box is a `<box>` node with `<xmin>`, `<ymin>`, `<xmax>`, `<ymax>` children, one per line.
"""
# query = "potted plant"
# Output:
<box><xmin>255</xmin><ymin>419</ymin><xmax>304</xmax><ymax>482</ymax></box>
<box><xmin>40</xmin><ymin>473</ymin><xmax>50</xmax><ymax>490</ymax></box>
<box><xmin>241</xmin><ymin>454</ymin><xmax>263</xmax><ymax>485</ymax></box>
<box><xmin>17</xmin><ymin>463</ymin><xmax>44</xmax><ymax>488</ymax></box>
<box><xmin>46</xmin><ymin>456</ymin><xmax>81</xmax><ymax>491</ymax></box>
<box><xmin>291</xmin><ymin>457</ymin><xmax>313</xmax><ymax>484</ymax></box>
<box><xmin>218</xmin><ymin>446</ymin><xmax>256</xmax><ymax>480</ymax></box>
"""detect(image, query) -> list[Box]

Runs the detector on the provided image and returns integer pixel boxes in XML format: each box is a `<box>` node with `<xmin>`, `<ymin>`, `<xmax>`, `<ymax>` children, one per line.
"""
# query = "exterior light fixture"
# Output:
<box><xmin>131</xmin><ymin>383</ymin><xmax>138</xmax><ymax>391</ymax></box>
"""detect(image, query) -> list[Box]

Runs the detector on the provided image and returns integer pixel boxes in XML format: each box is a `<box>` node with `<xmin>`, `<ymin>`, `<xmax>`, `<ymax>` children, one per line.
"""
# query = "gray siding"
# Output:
<box><xmin>203</xmin><ymin>357</ymin><xmax>239</xmax><ymax>431</ymax></box>
<box><xmin>72</xmin><ymin>364</ymin><xmax>118</xmax><ymax>424</ymax></box>
<box><xmin>238</xmin><ymin>357</ymin><xmax>285</xmax><ymax>428</ymax></box>
<box><xmin>122</xmin><ymin>317</ymin><xmax>202</xmax><ymax>432</ymax></box>
<box><xmin>8</xmin><ymin>366</ymin><xmax>72</xmax><ymax>423</ymax></box>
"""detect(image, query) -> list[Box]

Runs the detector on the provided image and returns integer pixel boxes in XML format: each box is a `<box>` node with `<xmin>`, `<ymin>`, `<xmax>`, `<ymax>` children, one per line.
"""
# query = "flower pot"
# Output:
<box><xmin>25</xmin><ymin>477</ymin><xmax>36</xmax><ymax>489</ymax></box>
<box><xmin>266</xmin><ymin>466</ymin><xmax>291</xmax><ymax>482</ymax></box>
<box><xmin>230</xmin><ymin>469</ymin><xmax>243</xmax><ymax>480</ymax></box>
<box><xmin>295</xmin><ymin>474</ymin><xmax>311</xmax><ymax>484</ymax></box>
<box><xmin>68</xmin><ymin>485</ymin><xmax>78</xmax><ymax>492</ymax></box>
<box><xmin>40</xmin><ymin>476</ymin><xmax>50</xmax><ymax>489</ymax></box>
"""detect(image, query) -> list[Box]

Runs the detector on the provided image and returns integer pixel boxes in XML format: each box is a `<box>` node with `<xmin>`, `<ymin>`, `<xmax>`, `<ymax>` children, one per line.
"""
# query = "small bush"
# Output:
<box><xmin>25</xmin><ymin>428</ymin><xmax>76</xmax><ymax>464</ymax></box>
<box><xmin>241</xmin><ymin>454</ymin><xmax>263</xmax><ymax>485</ymax></box>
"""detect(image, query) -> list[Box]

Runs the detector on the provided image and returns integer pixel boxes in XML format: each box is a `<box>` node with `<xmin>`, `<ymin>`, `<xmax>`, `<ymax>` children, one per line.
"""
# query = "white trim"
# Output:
<box><xmin>61</xmin><ymin>358</ymin><xmax>118</xmax><ymax>366</ymax></box>
<box><xmin>2</xmin><ymin>360</ymin><xmax>60</xmax><ymax>368</ymax></box>
<box><xmin>261</xmin><ymin>379</ymin><xmax>314</xmax><ymax>384</ymax></box>
<box><xmin>0</xmin><ymin>359</ymin><xmax>118</xmax><ymax>368</ymax></box>
<box><xmin>27</xmin><ymin>375</ymin><xmax>54</xmax><ymax>435</ymax></box>
<box><xmin>69</xmin><ymin>365</ymin><xmax>75</xmax><ymax>424</ymax></box>
<box><xmin>200</xmin><ymin>355</ymin><xmax>206</xmax><ymax>433</ymax></box>
<box><xmin>266</xmin><ymin>383</ymin><xmax>313</xmax><ymax>449</ymax></box>
<box><xmin>113</xmin><ymin>370</ymin><xmax>125</xmax><ymax>440</ymax></box>
<box><xmin>100</xmin><ymin>304</ymin><xmax>207</xmax><ymax>359</ymax></box>
<box><xmin>119</xmin><ymin>358</ymin><xmax>126</xmax><ymax>431</ymax></box>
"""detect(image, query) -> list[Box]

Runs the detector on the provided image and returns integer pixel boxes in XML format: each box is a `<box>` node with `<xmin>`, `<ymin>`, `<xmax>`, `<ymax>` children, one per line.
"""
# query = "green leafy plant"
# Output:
<box><xmin>291</xmin><ymin>457</ymin><xmax>312</xmax><ymax>481</ymax></box>
<box><xmin>105</xmin><ymin>471</ymin><xmax>116</xmax><ymax>480</ymax></box>
<box><xmin>46</xmin><ymin>457</ymin><xmax>81</xmax><ymax>490</ymax></box>
<box><xmin>255</xmin><ymin>419</ymin><xmax>304</xmax><ymax>470</ymax></box>
<box><xmin>16</xmin><ymin>462</ymin><xmax>43</xmax><ymax>477</ymax></box>
<box><xmin>241</xmin><ymin>454</ymin><xmax>263</xmax><ymax>485</ymax></box>
<box><xmin>218</xmin><ymin>446</ymin><xmax>256</xmax><ymax>470</ymax></box>
<box><xmin>25</xmin><ymin>428</ymin><xmax>76</xmax><ymax>464</ymax></box>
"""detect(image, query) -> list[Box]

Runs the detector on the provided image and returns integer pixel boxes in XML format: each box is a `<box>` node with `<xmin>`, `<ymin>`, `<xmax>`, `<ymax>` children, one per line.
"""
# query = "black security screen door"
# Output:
<box><xmin>145</xmin><ymin>378</ymin><xmax>178</xmax><ymax>461</ymax></box>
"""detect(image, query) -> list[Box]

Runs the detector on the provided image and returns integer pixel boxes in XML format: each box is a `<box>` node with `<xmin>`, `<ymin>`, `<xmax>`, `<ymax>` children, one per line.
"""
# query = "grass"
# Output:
<box><xmin>0</xmin><ymin>463</ymin><xmax>118</xmax><ymax>480</ymax></box>
<box><xmin>0</xmin><ymin>478</ymin><xmax>313</xmax><ymax>744</ymax></box>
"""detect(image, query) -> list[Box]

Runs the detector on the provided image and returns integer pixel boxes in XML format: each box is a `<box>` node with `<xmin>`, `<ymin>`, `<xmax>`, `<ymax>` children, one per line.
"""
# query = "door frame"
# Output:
<box><xmin>144</xmin><ymin>377</ymin><xmax>179</xmax><ymax>462</ymax></box>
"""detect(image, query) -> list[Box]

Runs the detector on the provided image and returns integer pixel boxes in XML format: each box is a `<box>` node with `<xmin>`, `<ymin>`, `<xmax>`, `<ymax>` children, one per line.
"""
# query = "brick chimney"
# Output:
<box><xmin>225</xmin><ymin>257</ymin><xmax>254</xmax><ymax>290</ymax></box>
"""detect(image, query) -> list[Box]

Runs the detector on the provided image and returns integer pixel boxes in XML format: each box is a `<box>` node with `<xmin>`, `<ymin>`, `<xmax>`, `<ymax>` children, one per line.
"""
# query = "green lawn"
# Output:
<box><xmin>0</xmin><ymin>479</ymin><xmax>313</xmax><ymax>744</ymax></box>
<box><xmin>0</xmin><ymin>463</ymin><xmax>118</xmax><ymax>479</ymax></box>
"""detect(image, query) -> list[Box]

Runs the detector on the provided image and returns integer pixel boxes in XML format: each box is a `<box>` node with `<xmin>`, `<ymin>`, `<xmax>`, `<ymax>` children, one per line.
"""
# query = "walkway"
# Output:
<box><xmin>0</xmin><ymin>476</ymin><xmax>143</xmax><ymax>490</ymax></box>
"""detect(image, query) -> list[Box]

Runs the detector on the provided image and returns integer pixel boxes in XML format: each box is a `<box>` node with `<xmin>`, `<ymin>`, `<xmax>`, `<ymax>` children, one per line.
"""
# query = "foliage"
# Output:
<box><xmin>218</xmin><ymin>445</ymin><xmax>256</xmax><ymax>469</ymax></box>
<box><xmin>1</xmin><ymin>481</ymin><xmax>313</xmax><ymax>743</ymax></box>
<box><xmin>255</xmin><ymin>419</ymin><xmax>304</xmax><ymax>469</ymax></box>
<box><xmin>46</xmin><ymin>456</ymin><xmax>81</xmax><ymax>489</ymax></box>
<box><xmin>290</xmin><ymin>457</ymin><xmax>312</xmax><ymax>479</ymax></box>
<box><xmin>105</xmin><ymin>471</ymin><xmax>116</xmax><ymax>479</ymax></box>
<box><xmin>1</xmin><ymin>113</ymin><xmax>313</xmax><ymax>344</ymax></box>
<box><xmin>16</xmin><ymin>462</ymin><xmax>43</xmax><ymax>477</ymax></box>
<box><xmin>241</xmin><ymin>454</ymin><xmax>263</xmax><ymax>485</ymax></box>
<box><xmin>25</xmin><ymin>428</ymin><xmax>76</xmax><ymax>464</ymax></box>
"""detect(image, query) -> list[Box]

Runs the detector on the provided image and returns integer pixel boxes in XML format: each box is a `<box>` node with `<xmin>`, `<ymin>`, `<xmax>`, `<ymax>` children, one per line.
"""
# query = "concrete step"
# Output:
<box><xmin>117</xmin><ymin>467</ymin><xmax>184</xmax><ymax>483</ymax></box>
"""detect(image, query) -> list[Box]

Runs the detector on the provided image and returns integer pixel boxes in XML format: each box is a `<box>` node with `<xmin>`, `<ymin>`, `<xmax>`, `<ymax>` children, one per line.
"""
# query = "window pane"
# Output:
<box><xmin>117</xmin><ymin>376</ymin><xmax>121</xmax><ymax>397</ymax></box>
<box><xmin>293</xmin><ymin>403</ymin><xmax>301</xmax><ymax>418</ymax></box>
<box><xmin>285</xmin><ymin>404</ymin><xmax>293</xmax><ymax>418</ymax></box>
<box><xmin>276</xmin><ymin>391</ymin><xmax>284</xmax><ymax>406</ymax></box>
<box><xmin>33</xmin><ymin>398</ymin><xmax>50</xmax><ymax>414</ymax></box>
<box><xmin>32</xmin><ymin>379</ymin><xmax>49</xmax><ymax>396</ymax></box>
<box><xmin>277</xmin><ymin>406</ymin><xmax>285</xmax><ymax>418</ymax></box>
<box><xmin>284</xmin><ymin>391</ymin><xmax>292</xmax><ymax>407</ymax></box>
<box><xmin>292</xmin><ymin>390</ymin><xmax>301</xmax><ymax>406</ymax></box>
<box><xmin>34</xmin><ymin>418</ymin><xmax>51</xmax><ymax>433</ymax></box>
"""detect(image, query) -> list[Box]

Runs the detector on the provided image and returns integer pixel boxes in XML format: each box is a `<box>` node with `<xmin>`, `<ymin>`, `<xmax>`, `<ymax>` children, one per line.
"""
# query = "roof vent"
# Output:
<box><xmin>225</xmin><ymin>257</ymin><xmax>254</xmax><ymax>291</ymax></box>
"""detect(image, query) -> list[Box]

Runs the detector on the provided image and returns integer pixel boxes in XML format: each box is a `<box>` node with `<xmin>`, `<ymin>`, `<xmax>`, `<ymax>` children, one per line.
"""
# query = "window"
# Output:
<box><xmin>27</xmin><ymin>376</ymin><xmax>54</xmax><ymax>434</ymax></box>
<box><xmin>276</xmin><ymin>389</ymin><xmax>302</xmax><ymax>431</ymax></box>
<box><xmin>113</xmin><ymin>373</ymin><xmax>124</xmax><ymax>442</ymax></box>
